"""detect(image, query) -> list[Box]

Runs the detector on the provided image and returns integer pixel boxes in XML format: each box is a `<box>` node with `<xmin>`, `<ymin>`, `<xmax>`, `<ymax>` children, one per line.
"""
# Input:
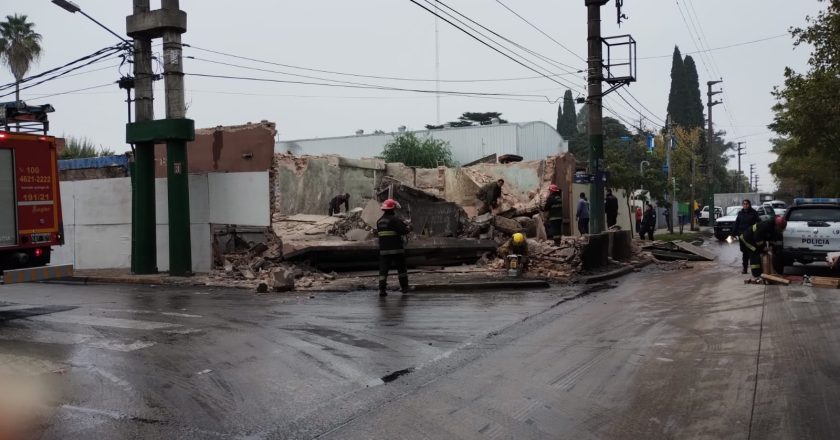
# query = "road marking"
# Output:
<box><xmin>29</xmin><ymin>314</ymin><xmax>182</xmax><ymax>330</ymax></box>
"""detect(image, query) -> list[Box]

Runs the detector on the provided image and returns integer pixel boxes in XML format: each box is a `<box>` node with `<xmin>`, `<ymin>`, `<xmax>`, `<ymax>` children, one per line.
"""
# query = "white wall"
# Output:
<box><xmin>53</xmin><ymin>171</ymin><xmax>268</xmax><ymax>273</ymax></box>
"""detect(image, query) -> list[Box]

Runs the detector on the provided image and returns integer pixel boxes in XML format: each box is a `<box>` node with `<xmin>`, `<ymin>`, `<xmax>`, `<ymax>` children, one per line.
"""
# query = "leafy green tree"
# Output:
<box><xmin>769</xmin><ymin>0</ymin><xmax>840</xmax><ymax>196</ymax></box>
<box><xmin>0</xmin><ymin>14</ymin><xmax>42</xmax><ymax>103</ymax></box>
<box><xmin>458</xmin><ymin>112</ymin><xmax>507</xmax><ymax>125</ymax></box>
<box><xmin>380</xmin><ymin>132</ymin><xmax>455</xmax><ymax>168</ymax></box>
<box><xmin>557</xmin><ymin>90</ymin><xmax>577</xmax><ymax>138</ymax></box>
<box><xmin>59</xmin><ymin>136</ymin><xmax>115</xmax><ymax>159</ymax></box>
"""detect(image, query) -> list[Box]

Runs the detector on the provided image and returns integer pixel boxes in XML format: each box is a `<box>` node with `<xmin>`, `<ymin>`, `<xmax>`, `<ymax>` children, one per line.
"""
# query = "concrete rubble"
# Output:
<box><xmin>206</xmin><ymin>152</ymin><xmax>652</xmax><ymax>291</ymax></box>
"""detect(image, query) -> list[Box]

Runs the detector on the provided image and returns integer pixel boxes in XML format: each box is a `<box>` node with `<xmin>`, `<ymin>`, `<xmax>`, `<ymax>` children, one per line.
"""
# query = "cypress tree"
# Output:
<box><xmin>558</xmin><ymin>89</ymin><xmax>577</xmax><ymax>138</ymax></box>
<box><xmin>683</xmin><ymin>56</ymin><xmax>705</xmax><ymax>129</ymax></box>
<box><xmin>666</xmin><ymin>46</ymin><xmax>687</xmax><ymax>126</ymax></box>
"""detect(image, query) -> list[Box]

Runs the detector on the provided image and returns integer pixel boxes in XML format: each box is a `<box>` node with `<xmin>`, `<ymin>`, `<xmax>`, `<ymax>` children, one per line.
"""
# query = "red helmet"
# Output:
<box><xmin>775</xmin><ymin>215</ymin><xmax>787</xmax><ymax>230</ymax></box>
<box><xmin>381</xmin><ymin>198</ymin><xmax>400</xmax><ymax>210</ymax></box>
<box><xmin>549</xmin><ymin>184</ymin><xmax>559</xmax><ymax>193</ymax></box>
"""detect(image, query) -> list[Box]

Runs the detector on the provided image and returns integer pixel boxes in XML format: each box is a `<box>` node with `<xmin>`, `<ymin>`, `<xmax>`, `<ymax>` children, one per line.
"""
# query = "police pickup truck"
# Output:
<box><xmin>773</xmin><ymin>198</ymin><xmax>840</xmax><ymax>274</ymax></box>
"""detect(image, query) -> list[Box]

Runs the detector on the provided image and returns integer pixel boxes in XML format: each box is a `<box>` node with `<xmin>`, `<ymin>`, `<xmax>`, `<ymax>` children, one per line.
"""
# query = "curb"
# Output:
<box><xmin>577</xmin><ymin>258</ymin><xmax>654</xmax><ymax>284</ymax></box>
<box><xmin>411</xmin><ymin>279</ymin><xmax>551</xmax><ymax>292</ymax></box>
<box><xmin>55</xmin><ymin>276</ymin><xmax>197</xmax><ymax>286</ymax></box>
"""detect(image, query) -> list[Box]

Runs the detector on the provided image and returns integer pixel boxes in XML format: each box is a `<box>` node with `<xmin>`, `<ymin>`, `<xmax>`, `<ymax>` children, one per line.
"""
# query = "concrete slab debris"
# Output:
<box><xmin>672</xmin><ymin>241</ymin><xmax>717</xmax><ymax>261</ymax></box>
<box><xmin>346</xmin><ymin>229</ymin><xmax>373</xmax><ymax>242</ymax></box>
<box><xmin>361</xmin><ymin>200</ymin><xmax>382</xmax><ymax>229</ymax></box>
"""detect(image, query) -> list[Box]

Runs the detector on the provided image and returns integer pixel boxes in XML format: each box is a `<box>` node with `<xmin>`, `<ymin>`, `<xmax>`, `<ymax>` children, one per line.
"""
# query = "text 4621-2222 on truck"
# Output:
<box><xmin>773</xmin><ymin>200</ymin><xmax>840</xmax><ymax>274</ymax></box>
<box><xmin>0</xmin><ymin>131</ymin><xmax>64</xmax><ymax>270</ymax></box>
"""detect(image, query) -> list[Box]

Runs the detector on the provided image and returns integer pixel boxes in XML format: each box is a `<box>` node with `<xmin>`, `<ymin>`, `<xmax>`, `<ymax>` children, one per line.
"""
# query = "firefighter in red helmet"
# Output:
<box><xmin>375</xmin><ymin>199</ymin><xmax>412</xmax><ymax>296</ymax></box>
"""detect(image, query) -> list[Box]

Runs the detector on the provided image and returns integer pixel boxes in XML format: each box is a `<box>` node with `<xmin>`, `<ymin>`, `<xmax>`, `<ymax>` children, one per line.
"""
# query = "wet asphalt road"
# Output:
<box><xmin>1</xmin><ymin>239</ymin><xmax>839</xmax><ymax>439</ymax></box>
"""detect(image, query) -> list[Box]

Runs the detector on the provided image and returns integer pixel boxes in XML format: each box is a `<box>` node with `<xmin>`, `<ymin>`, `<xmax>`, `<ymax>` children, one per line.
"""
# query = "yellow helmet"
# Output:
<box><xmin>512</xmin><ymin>233</ymin><xmax>525</xmax><ymax>245</ymax></box>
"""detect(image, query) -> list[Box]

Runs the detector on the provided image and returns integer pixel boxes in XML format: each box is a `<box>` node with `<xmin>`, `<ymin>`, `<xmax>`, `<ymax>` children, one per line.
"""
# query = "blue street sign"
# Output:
<box><xmin>646</xmin><ymin>134</ymin><xmax>655</xmax><ymax>152</ymax></box>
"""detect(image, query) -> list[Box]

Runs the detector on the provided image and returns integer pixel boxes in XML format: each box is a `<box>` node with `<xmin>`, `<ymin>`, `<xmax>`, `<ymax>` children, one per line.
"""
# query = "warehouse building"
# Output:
<box><xmin>276</xmin><ymin>121</ymin><xmax>568</xmax><ymax>164</ymax></box>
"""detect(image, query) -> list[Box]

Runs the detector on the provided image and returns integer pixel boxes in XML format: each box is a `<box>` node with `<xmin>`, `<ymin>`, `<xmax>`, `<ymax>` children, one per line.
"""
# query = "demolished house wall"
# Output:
<box><xmin>271</xmin><ymin>154</ymin><xmax>385</xmax><ymax>220</ymax></box>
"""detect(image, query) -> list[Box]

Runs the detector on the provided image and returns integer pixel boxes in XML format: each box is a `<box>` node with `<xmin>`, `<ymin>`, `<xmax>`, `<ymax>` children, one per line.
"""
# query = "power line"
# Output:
<box><xmin>407</xmin><ymin>0</ymin><xmax>584</xmax><ymax>93</ymax></box>
<box><xmin>184</xmin><ymin>72</ymin><xmax>561</xmax><ymax>102</ymax></box>
<box><xmin>493</xmin><ymin>0</ymin><xmax>586</xmax><ymax>63</ymax></box>
<box><xmin>0</xmin><ymin>44</ymin><xmax>126</xmax><ymax>92</ymax></box>
<box><xmin>0</xmin><ymin>48</ymin><xmax>123</xmax><ymax>99</ymax></box>
<box><xmin>24</xmin><ymin>82</ymin><xmax>116</xmax><ymax>101</ymax></box>
<box><xmin>616</xmin><ymin>89</ymin><xmax>666</xmax><ymax>126</ymax></box>
<box><xmin>182</xmin><ymin>43</ymin><xmax>583</xmax><ymax>84</ymax></box>
<box><xmin>425</xmin><ymin>0</ymin><xmax>585</xmax><ymax>79</ymax></box>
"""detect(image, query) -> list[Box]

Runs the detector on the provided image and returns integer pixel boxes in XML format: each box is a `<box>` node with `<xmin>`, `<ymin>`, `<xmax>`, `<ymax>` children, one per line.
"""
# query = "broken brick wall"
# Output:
<box><xmin>271</xmin><ymin>154</ymin><xmax>385</xmax><ymax>221</ymax></box>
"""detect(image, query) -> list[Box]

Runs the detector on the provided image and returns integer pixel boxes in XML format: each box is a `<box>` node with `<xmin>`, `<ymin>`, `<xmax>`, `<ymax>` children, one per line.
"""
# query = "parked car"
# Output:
<box><xmin>762</xmin><ymin>200</ymin><xmax>788</xmax><ymax>217</ymax></box>
<box><xmin>713</xmin><ymin>206</ymin><xmax>743</xmax><ymax>240</ymax></box>
<box><xmin>773</xmin><ymin>202</ymin><xmax>840</xmax><ymax>274</ymax></box>
<box><xmin>699</xmin><ymin>205</ymin><xmax>722</xmax><ymax>226</ymax></box>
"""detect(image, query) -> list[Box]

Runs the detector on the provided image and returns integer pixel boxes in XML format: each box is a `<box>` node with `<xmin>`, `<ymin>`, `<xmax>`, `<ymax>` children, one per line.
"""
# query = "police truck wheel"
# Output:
<box><xmin>772</xmin><ymin>252</ymin><xmax>787</xmax><ymax>275</ymax></box>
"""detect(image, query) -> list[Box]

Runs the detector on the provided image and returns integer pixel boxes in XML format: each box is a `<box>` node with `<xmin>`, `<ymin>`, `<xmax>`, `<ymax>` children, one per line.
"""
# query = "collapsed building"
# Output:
<box><xmin>53</xmin><ymin>120</ymin><xmax>640</xmax><ymax>290</ymax></box>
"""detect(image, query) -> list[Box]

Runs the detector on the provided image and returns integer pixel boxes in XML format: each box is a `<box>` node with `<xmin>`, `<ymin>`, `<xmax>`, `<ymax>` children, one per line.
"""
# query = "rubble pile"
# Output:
<box><xmin>486</xmin><ymin>237</ymin><xmax>587</xmax><ymax>280</ymax></box>
<box><xmin>327</xmin><ymin>207</ymin><xmax>373</xmax><ymax>240</ymax></box>
<box><xmin>208</xmin><ymin>237</ymin><xmax>336</xmax><ymax>292</ymax></box>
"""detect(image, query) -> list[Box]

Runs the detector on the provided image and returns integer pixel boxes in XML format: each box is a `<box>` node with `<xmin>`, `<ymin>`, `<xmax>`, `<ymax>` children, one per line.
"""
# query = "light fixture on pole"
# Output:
<box><xmin>52</xmin><ymin>0</ymin><xmax>130</xmax><ymax>43</ymax></box>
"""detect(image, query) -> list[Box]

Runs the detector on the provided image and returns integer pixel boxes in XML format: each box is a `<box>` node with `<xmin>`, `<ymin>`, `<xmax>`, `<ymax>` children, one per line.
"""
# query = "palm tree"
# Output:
<box><xmin>0</xmin><ymin>14</ymin><xmax>43</xmax><ymax>105</ymax></box>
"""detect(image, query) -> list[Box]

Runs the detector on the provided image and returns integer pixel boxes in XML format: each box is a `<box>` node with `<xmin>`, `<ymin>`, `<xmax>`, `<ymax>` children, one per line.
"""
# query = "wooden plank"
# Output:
<box><xmin>672</xmin><ymin>241</ymin><xmax>716</xmax><ymax>261</ymax></box>
<box><xmin>761</xmin><ymin>274</ymin><xmax>791</xmax><ymax>285</ymax></box>
<box><xmin>810</xmin><ymin>276</ymin><xmax>840</xmax><ymax>289</ymax></box>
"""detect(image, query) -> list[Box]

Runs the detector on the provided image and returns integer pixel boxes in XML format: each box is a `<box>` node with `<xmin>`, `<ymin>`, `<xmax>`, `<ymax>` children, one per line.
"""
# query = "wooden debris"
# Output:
<box><xmin>761</xmin><ymin>274</ymin><xmax>790</xmax><ymax>285</ymax></box>
<box><xmin>809</xmin><ymin>276</ymin><xmax>840</xmax><ymax>289</ymax></box>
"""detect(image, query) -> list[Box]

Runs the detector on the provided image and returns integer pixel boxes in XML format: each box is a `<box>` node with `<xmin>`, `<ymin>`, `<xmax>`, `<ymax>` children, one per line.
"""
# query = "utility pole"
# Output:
<box><xmin>754</xmin><ymin>174</ymin><xmax>760</xmax><ymax>192</ymax></box>
<box><xmin>706</xmin><ymin>79</ymin><xmax>722</xmax><ymax>227</ymax></box>
<box><xmin>586</xmin><ymin>0</ymin><xmax>609</xmax><ymax>234</ymax></box>
<box><xmin>665</xmin><ymin>115</ymin><xmax>675</xmax><ymax>233</ymax></box>
<box><xmin>736</xmin><ymin>141</ymin><xmax>745</xmax><ymax>193</ymax></box>
<box><xmin>749</xmin><ymin>163</ymin><xmax>756</xmax><ymax>192</ymax></box>
<box><xmin>129</xmin><ymin>0</ymin><xmax>156</xmax><ymax>274</ymax></box>
<box><xmin>127</xmin><ymin>0</ymin><xmax>195</xmax><ymax>276</ymax></box>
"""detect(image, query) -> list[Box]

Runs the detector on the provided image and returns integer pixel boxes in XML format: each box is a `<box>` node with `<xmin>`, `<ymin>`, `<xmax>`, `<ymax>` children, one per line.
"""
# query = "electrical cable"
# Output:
<box><xmin>0</xmin><ymin>44</ymin><xmax>126</xmax><ymax>91</ymax></box>
<box><xmin>182</xmin><ymin>43</ymin><xmax>583</xmax><ymax>84</ymax></box>
<box><xmin>0</xmin><ymin>48</ymin><xmax>122</xmax><ymax>99</ymax></box>
<box><xmin>184</xmin><ymin>72</ymin><xmax>560</xmax><ymax>102</ymax></box>
<box><xmin>407</xmin><ymin>0</ymin><xmax>584</xmax><ymax>93</ymax></box>
<box><xmin>424</xmin><ymin>0</ymin><xmax>585</xmax><ymax>80</ymax></box>
<box><xmin>493</xmin><ymin>0</ymin><xmax>587</xmax><ymax>63</ymax></box>
<box><xmin>24</xmin><ymin>82</ymin><xmax>116</xmax><ymax>101</ymax></box>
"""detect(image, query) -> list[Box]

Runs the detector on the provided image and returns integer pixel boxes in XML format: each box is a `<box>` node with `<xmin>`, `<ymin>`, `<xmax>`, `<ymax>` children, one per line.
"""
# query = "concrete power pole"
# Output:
<box><xmin>127</xmin><ymin>0</ymin><xmax>195</xmax><ymax>276</ymax></box>
<box><xmin>749</xmin><ymin>163</ymin><xmax>756</xmax><ymax>192</ymax></box>
<box><xmin>665</xmin><ymin>115</ymin><xmax>675</xmax><ymax>233</ymax></box>
<box><xmin>129</xmin><ymin>0</ymin><xmax>156</xmax><ymax>274</ymax></box>
<box><xmin>706</xmin><ymin>80</ymin><xmax>722</xmax><ymax>227</ymax></box>
<box><xmin>736</xmin><ymin>141</ymin><xmax>745</xmax><ymax>193</ymax></box>
<box><xmin>586</xmin><ymin>0</ymin><xmax>609</xmax><ymax>234</ymax></box>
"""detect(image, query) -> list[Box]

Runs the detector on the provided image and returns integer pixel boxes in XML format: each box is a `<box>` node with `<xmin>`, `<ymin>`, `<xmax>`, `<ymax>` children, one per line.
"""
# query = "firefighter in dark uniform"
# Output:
<box><xmin>544</xmin><ymin>184</ymin><xmax>563</xmax><ymax>241</ymax></box>
<box><xmin>328</xmin><ymin>193</ymin><xmax>350</xmax><ymax>216</ymax></box>
<box><xmin>740</xmin><ymin>216</ymin><xmax>787</xmax><ymax>280</ymax></box>
<box><xmin>375</xmin><ymin>198</ymin><xmax>412</xmax><ymax>296</ymax></box>
<box><xmin>476</xmin><ymin>179</ymin><xmax>504</xmax><ymax>215</ymax></box>
<box><xmin>733</xmin><ymin>199</ymin><xmax>761</xmax><ymax>274</ymax></box>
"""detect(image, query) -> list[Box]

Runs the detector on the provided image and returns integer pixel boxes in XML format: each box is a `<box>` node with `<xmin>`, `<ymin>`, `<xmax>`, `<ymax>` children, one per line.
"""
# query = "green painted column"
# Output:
<box><xmin>589</xmin><ymin>133</ymin><xmax>605</xmax><ymax>233</ymax></box>
<box><xmin>132</xmin><ymin>143</ymin><xmax>157</xmax><ymax>274</ymax></box>
<box><xmin>167</xmin><ymin>140</ymin><xmax>192</xmax><ymax>276</ymax></box>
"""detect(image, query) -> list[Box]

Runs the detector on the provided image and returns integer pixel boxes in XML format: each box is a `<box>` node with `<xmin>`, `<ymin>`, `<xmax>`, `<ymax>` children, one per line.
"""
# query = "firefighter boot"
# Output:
<box><xmin>378</xmin><ymin>280</ymin><xmax>388</xmax><ymax>297</ymax></box>
<box><xmin>398</xmin><ymin>273</ymin><xmax>410</xmax><ymax>293</ymax></box>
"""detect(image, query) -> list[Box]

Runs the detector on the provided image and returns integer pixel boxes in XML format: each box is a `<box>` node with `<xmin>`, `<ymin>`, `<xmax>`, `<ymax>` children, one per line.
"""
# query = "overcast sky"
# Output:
<box><xmin>4</xmin><ymin>0</ymin><xmax>824</xmax><ymax>192</ymax></box>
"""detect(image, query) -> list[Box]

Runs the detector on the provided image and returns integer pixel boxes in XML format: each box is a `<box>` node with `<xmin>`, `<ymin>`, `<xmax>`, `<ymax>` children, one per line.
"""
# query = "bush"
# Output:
<box><xmin>380</xmin><ymin>132</ymin><xmax>455</xmax><ymax>168</ymax></box>
<box><xmin>59</xmin><ymin>136</ymin><xmax>115</xmax><ymax>159</ymax></box>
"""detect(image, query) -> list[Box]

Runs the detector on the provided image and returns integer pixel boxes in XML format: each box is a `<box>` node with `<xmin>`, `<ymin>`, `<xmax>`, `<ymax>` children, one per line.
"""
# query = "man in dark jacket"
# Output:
<box><xmin>328</xmin><ymin>193</ymin><xmax>350</xmax><ymax>216</ymax></box>
<box><xmin>740</xmin><ymin>216</ymin><xmax>787</xmax><ymax>279</ymax></box>
<box><xmin>605</xmin><ymin>189</ymin><xmax>619</xmax><ymax>228</ymax></box>
<box><xmin>376</xmin><ymin>199</ymin><xmax>412</xmax><ymax>297</ymax></box>
<box><xmin>476</xmin><ymin>179</ymin><xmax>504</xmax><ymax>215</ymax></box>
<box><xmin>733</xmin><ymin>199</ymin><xmax>761</xmax><ymax>274</ymax></box>
<box><xmin>544</xmin><ymin>184</ymin><xmax>563</xmax><ymax>240</ymax></box>
<box><xmin>640</xmin><ymin>204</ymin><xmax>656</xmax><ymax>240</ymax></box>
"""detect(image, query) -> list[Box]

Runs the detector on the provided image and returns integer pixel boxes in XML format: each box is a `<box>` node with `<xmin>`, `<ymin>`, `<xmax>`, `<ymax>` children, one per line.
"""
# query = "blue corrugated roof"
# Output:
<box><xmin>58</xmin><ymin>155</ymin><xmax>129</xmax><ymax>171</ymax></box>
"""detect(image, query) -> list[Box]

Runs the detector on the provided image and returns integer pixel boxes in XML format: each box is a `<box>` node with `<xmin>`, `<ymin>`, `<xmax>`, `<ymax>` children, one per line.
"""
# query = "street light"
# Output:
<box><xmin>52</xmin><ymin>0</ymin><xmax>130</xmax><ymax>44</ymax></box>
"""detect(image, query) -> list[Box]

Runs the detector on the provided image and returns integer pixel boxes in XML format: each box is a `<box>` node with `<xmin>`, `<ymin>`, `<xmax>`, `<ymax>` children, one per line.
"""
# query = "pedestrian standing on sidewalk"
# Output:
<box><xmin>663</xmin><ymin>205</ymin><xmax>673</xmax><ymax>233</ymax></box>
<box><xmin>576</xmin><ymin>192</ymin><xmax>590</xmax><ymax>235</ymax></box>
<box><xmin>375</xmin><ymin>199</ymin><xmax>412</xmax><ymax>297</ymax></box>
<box><xmin>733</xmin><ymin>199</ymin><xmax>761</xmax><ymax>274</ymax></box>
<box><xmin>544</xmin><ymin>184</ymin><xmax>563</xmax><ymax>240</ymax></box>
<box><xmin>641</xmin><ymin>204</ymin><xmax>656</xmax><ymax>240</ymax></box>
<box><xmin>605</xmin><ymin>189</ymin><xmax>619</xmax><ymax>228</ymax></box>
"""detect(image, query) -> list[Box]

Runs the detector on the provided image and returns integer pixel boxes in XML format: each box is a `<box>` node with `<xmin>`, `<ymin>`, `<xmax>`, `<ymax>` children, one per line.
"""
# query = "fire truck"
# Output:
<box><xmin>0</xmin><ymin>102</ymin><xmax>64</xmax><ymax>270</ymax></box>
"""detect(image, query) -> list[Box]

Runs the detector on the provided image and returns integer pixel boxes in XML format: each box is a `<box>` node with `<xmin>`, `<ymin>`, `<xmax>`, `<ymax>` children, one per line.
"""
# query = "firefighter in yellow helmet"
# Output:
<box><xmin>499</xmin><ymin>232</ymin><xmax>529</xmax><ymax>272</ymax></box>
